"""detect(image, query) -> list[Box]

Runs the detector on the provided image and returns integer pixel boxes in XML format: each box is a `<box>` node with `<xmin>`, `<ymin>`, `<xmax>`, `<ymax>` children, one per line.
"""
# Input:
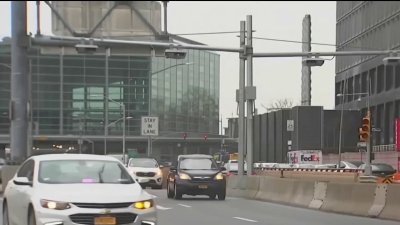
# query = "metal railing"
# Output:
<box><xmin>372</xmin><ymin>144</ymin><xmax>397</xmax><ymax>152</ymax></box>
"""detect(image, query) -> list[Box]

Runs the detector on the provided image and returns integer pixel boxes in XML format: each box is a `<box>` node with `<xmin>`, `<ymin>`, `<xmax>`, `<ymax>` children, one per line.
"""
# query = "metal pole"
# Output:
<box><xmin>365</xmin><ymin>78</ymin><xmax>372</xmax><ymax>176</ymax></box>
<box><xmin>238</xmin><ymin>20</ymin><xmax>246</xmax><ymax>176</ymax></box>
<box><xmin>10</xmin><ymin>1</ymin><xmax>29</xmax><ymax>162</ymax></box>
<box><xmin>338</xmin><ymin>78</ymin><xmax>346</xmax><ymax>167</ymax></box>
<box><xmin>163</xmin><ymin>1</ymin><xmax>168</xmax><ymax>34</ymax></box>
<box><xmin>104</xmin><ymin>48</ymin><xmax>110</xmax><ymax>155</ymax></box>
<box><xmin>246</xmin><ymin>15</ymin><xmax>254</xmax><ymax>176</ymax></box>
<box><xmin>36</xmin><ymin>1</ymin><xmax>41</xmax><ymax>36</ymax></box>
<box><xmin>59</xmin><ymin>47</ymin><xmax>64</xmax><ymax>135</ymax></box>
<box><xmin>122</xmin><ymin>104</ymin><xmax>126</xmax><ymax>164</ymax></box>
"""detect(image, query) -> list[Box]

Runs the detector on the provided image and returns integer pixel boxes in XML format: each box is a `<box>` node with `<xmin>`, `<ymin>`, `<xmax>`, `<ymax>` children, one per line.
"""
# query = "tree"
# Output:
<box><xmin>263</xmin><ymin>98</ymin><xmax>294</xmax><ymax>112</ymax></box>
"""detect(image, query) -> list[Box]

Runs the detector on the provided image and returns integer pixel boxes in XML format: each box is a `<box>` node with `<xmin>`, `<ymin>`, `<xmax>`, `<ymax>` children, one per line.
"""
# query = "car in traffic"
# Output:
<box><xmin>167</xmin><ymin>154</ymin><xmax>226</xmax><ymax>200</ymax></box>
<box><xmin>127</xmin><ymin>158</ymin><xmax>163</xmax><ymax>189</ymax></box>
<box><xmin>339</xmin><ymin>161</ymin><xmax>363</xmax><ymax>169</ymax></box>
<box><xmin>0</xmin><ymin>157</ymin><xmax>6</xmax><ymax>182</ymax></box>
<box><xmin>3</xmin><ymin>154</ymin><xmax>157</xmax><ymax>225</ymax></box>
<box><xmin>358</xmin><ymin>163</ymin><xmax>397</xmax><ymax>177</ymax></box>
<box><xmin>223</xmin><ymin>160</ymin><xmax>247</xmax><ymax>176</ymax></box>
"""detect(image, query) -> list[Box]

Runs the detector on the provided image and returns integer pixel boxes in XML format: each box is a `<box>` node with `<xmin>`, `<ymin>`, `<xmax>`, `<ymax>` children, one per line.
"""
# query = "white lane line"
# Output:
<box><xmin>156</xmin><ymin>205</ymin><xmax>171</xmax><ymax>210</ymax></box>
<box><xmin>178</xmin><ymin>204</ymin><xmax>192</xmax><ymax>208</ymax></box>
<box><xmin>233</xmin><ymin>217</ymin><xmax>258</xmax><ymax>223</ymax></box>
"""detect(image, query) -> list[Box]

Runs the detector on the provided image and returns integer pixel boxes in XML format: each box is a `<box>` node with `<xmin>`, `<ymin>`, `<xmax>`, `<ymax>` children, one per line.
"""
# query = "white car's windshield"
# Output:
<box><xmin>129</xmin><ymin>158</ymin><xmax>159</xmax><ymax>168</ymax></box>
<box><xmin>179</xmin><ymin>158</ymin><xmax>218</xmax><ymax>170</ymax></box>
<box><xmin>38</xmin><ymin>160</ymin><xmax>134</xmax><ymax>184</ymax></box>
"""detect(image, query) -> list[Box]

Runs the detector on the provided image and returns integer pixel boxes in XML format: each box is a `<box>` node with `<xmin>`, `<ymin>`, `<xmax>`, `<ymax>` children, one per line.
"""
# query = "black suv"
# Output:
<box><xmin>167</xmin><ymin>154</ymin><xmax>226</xmax><ymax>200</ymax></box>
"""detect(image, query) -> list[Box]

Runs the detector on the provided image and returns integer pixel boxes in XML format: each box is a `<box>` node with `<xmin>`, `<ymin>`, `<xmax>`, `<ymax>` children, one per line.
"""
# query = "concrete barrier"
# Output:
<box><xmin>368</xmin><ymin>184</ymin><xmax>387</xmax><ymax>217</ymax></box>
<box><xmin>379</xmin><ymin>184</ymin><xmax>400</xmax><ymax>220</ymax></box>
<box><xmin>308</xmin><ymin>181</ymin><xmax>327</xmax><ymax>209</ymax></box>
<box><xmin>320</xmin><ymin>182</ymin><xmax>376</xmax><ymax>216</ymax></box>
<box><xmin>227</xmin><ymin>176</ymin><xmax>259</xmax><ymax>199</ymax></box>
<box><xmin>254</xmin><ymin>176</ymin><xmax>314</xmax><ymax>207</ymax></box>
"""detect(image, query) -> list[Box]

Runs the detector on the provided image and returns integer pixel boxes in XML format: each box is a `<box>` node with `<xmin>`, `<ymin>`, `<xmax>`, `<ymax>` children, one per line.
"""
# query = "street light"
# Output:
<box><xmin>106</xmin><ymin>115</ymin><xmax>133</xmax><ymax>164</ymax></box>
<box><xmin>0</xmin><ymin>63</ymin><xmax>12</xmax><ymax>69</ymax></box>
<box><xmin>90</xmin><ymin>94</ymin><xmax>129</xmax><ymax>162</ymax></box>
<box><xmin>147</xmin><ymin>62</ymin><xmax>193</xmax><ymax>157</ymax></box>
<box><xmin>336</xmin><ymin>91</ymin><xmax>370</xmax><ymax>175</ymax></box>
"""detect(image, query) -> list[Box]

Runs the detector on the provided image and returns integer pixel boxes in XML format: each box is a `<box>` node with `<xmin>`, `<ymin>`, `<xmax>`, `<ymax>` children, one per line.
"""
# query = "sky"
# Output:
<box><xmin>0</xmin><ymin>1</ymin><xmax>337</xmax><ymax>129</ymax></box>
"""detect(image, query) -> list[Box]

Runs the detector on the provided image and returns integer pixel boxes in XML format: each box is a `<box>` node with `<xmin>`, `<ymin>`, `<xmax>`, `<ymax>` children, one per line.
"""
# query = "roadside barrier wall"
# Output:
<box><xmin>227</xmin><ymin>175</ymin><xmax>399</xmax><ymax>221</ymax></box>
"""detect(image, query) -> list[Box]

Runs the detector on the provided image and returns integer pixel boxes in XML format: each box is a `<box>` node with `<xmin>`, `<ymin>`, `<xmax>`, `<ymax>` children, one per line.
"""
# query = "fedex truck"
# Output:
<box><xmin>287</xmin><ymin>150</ymin><xmax>322</xmax><ymax>165</ymax></box>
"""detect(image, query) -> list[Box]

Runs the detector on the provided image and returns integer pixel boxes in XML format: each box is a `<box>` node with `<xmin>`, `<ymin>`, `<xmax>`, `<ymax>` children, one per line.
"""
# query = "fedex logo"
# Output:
<box><xmin>300</xmin><ymin>154</ymin><xmax>320</xmax><ymax>162</ymax></box>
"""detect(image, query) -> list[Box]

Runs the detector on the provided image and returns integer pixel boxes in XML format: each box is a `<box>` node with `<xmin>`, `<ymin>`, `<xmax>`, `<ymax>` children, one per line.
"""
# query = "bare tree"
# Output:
<box><xmin>262</xmin><ymin>98</ymin><xmax>294</xmax><ymax>112</ymax></box>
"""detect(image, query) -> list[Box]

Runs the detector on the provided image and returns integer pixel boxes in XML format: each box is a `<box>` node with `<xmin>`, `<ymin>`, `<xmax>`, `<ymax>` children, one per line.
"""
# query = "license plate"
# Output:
<box><xmin>95</xmin><ymin>217</ymin><xmax>116</xmax><ymax>225</ymax></box>
<box><xmin>198</xmin><ymin>185</ymin><xmax>208</xmax><ymax>189</ymax></box>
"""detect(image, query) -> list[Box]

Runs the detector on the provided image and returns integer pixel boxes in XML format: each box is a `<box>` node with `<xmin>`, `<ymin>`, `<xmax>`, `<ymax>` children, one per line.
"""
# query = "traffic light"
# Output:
<box><xmin>359</xmin><ymin>112</ymin><xmax>370</xmax><ymax>142</ymax></box>
<box><xmin>183</xmin><ymin>132</ymin><xmax>187</xmax><ymax>140</ymax></box>
<box><xmin>204</xmin><ymin>134</ymin><xmax>208</xmax><ymax>141</ymax></box>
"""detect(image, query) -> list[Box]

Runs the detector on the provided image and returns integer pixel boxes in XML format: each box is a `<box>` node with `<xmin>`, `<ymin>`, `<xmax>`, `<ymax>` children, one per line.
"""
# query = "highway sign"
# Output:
<box><xmin>287</xmin><ymin>120</ymin><xmax>294</xmax><ymax>131</ymax></box>
<box><xmin>141</xmin><ymin>116</ymin><xmax>159</xmax><ymax>136</ymax></box>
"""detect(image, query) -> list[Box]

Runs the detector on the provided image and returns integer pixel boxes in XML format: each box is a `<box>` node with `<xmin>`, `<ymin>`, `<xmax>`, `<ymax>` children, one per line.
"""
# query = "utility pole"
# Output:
<box><xmin>246</xmin><ymin>15</ymin><xmax>255</xmax><ymax>176</ymax></box>
<box><xmin>237</xmin><ymin>20</ymin><xmax>246</xmax><ymax>176</ymax></box>
<box><xmin>301</xmin><ymin>14</ymin><xmax>312</xmax><ymax>106</ymax></box>
<box><xmin>10</xmin><ymin>1</ymin><xmax>29</xmax><ymax>162</ymax></box>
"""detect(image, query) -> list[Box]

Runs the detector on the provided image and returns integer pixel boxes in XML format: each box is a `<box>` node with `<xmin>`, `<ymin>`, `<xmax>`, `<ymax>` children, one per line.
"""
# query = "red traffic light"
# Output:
<box><xmin>204</xmin><ymin>134</ymin><xmax>208</xmax><ymax>141</ymax></box>
<box><xmin>183</xmin><ymin>133</ymin><xmax>187</xmax><ymax>140</ymax></box>
<box><xmin>359</xmin><ymin>113</ymin><xmax>370</xmax><ymax>142</ymax></box>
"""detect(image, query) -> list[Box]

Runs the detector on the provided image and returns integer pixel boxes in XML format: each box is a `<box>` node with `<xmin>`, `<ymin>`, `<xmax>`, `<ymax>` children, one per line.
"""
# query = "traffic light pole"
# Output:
<box><xmin>365</xmin><ymin>84</ymin><xmax>372</xmax><ymax>176</ymax></box>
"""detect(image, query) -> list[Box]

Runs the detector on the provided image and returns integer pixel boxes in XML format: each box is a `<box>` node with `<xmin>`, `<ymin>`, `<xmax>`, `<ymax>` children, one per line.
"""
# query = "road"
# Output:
<box><xmin>0</xmin><ymin>190</ymin><xmax>398</xmax><ymax>225</ymax></box>
<box><xmin>147</xmin><ymin>189</ymin><xmax>399</xmax><ymax>225</ymax></box>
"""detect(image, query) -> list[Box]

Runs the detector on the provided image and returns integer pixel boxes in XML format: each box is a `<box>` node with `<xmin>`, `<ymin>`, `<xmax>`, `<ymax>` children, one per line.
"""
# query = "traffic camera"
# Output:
<box><xmin>75</xmin><ymin>44</ymin><xmax>98</xmax><ymax>54</ymax></box>
<box><xmin>302</xmin><ymin>57</ymin><xmax>325</xmax><ymax>67</ymax></box>
<box><xmin>165</xmin><ymin>49</ymin><xmax>187</xmax><ymax>59</ymax></box>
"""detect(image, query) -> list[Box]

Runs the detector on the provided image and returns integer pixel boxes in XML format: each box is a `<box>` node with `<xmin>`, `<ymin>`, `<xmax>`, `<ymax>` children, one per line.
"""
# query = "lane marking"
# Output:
<box><xmin>156</xmin><ymin>205</ymin><xmax>171</xmax><ymax>210</ymax></box>
<box><xmin>178</xmin><ymin>204</ymin><xmax>192</xmax><ymax>208</ymax></box>
<box><xmin>233</xmin><ymin>217</ymin><xmax>258</xmax><ymax>223</ymax></box>
<box><xmin>227</xmin><ymin>197</ymin><xmax>239</xmax><ymax>200</ymax></box>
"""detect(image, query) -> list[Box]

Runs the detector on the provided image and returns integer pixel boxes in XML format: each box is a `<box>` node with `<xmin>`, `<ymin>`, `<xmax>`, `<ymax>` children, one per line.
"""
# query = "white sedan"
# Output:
<box><xmin>3</xmin><ymin>154</ymin><xmax>157</xmax><ymax>225</ymax></box>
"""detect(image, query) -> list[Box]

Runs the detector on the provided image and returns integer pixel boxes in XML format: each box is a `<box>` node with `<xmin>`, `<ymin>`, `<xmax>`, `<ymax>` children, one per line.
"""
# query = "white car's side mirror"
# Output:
<box><xmin>13</xmin><ymin>177</ymin><xmax>32</xmax><ymax>186</ymax></box>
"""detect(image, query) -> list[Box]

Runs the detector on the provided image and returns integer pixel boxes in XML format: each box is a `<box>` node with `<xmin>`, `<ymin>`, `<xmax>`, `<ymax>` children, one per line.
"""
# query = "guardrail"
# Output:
<box><xmin>373</xmin><ymin>144</ymin><xmax>397</xmax><ymax>152</ymax></box>
<box><xmin>254</xmin><ymin>167</ymin><xmax>365</xmax><ymax>173</ymax></box>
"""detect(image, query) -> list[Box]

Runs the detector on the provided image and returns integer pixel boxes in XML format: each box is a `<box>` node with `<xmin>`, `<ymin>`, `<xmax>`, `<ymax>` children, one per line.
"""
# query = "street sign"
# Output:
<box><xmin>287</xmin><ymin>120</ymin><xmax>294</xmax><ymax>131</ymax></box>
<box><xmin>141</xmin><ymin>116</ymin><xmax>159</xmax><ymax>136</ymax></box>
<box><xmin>357</xmin><ymin>142</ymin><xmax>367</xmax><ymax>148</ymax></box>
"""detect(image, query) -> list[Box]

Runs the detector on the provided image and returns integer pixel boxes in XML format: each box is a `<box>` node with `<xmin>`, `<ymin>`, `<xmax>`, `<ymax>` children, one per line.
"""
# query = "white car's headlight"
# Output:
<box><xmin>133</xmin><ymin>199</ymin><xmax>154</xmax><ymax>209</ymax></box>
<box><xmin>214</xmin><ymin>172</ymin><xmax>224</xmax><ymax>180</ymax></box>
<box><xmin>40</xmin><ymin>199</ymin><xmax>71</xmax><ymax>210</ymax></box>
<box><xmin>156</xmin><ymin>169</ymin><xmax>162</xmax><ymax>176</ymax></box>
<box><xmin>178</xmin><ymin>173</ymin><xmax>191</xmax><ymax>180</ymax></box>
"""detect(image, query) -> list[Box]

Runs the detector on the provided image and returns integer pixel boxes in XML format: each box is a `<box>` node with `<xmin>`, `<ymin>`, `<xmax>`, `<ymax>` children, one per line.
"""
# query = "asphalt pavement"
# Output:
<box><xmin>147</xmin><ymin>189</ymin><xmax>400</xmax><ymax>225</ymax></box>
<box><xmin>0</xmin><ymin>191</ymin><xmax>399</xmax><ymax>225</ymax></box>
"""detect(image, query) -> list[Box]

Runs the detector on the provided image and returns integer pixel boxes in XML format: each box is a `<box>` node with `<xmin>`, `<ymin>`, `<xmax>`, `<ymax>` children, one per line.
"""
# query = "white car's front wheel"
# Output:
<box><xmin>28</xmin><ymin>207</ymin><xmax>36</xmax><ymax>225</ymax></box>
<box><xmin>3</xmin><ymin>202</ymin><xmax>9</xmax><ymax>225</ymax></box>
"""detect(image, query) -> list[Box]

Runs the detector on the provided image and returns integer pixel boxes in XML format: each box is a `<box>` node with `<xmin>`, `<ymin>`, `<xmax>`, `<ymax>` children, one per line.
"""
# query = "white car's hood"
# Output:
<box><xmin>36</xmin><ymin>183</ymin><xmax>151</xmax><ymax>203</ymax></box>
<box><xmin>128</xmin><ymin>167</ymin><xmax>159</xmax><ymax>173</ymax></box>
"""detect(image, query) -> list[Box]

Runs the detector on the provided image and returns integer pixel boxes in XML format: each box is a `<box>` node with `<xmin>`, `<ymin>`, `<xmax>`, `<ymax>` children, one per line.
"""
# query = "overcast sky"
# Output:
<box><xmin>0</xmin><ymin>1</ymin><xmax>337</xmax><ymax>128</ymax></box>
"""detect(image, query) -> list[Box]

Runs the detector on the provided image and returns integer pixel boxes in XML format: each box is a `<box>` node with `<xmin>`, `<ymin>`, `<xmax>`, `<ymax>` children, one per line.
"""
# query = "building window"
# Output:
<box><xmin>377</xmin><ymin>65</ymin><xmax>384</xmax><ymax>93</ymax></box>
<box><xmin>385</xmin><ymin>65</ymin><xmax>394</xmax><ymax>91</ymax></box>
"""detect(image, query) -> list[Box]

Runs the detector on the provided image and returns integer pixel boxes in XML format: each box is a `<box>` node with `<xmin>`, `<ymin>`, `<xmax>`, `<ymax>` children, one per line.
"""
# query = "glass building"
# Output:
<box><xmin>0</xmin><ymin>38</ymin><xmax>220</xmax><ymax>160</ymax></box>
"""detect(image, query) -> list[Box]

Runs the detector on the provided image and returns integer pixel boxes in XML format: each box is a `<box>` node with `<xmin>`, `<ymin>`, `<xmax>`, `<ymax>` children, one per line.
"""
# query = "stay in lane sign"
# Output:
<box><xmin>141</xmin><ymin>116</ymin><xmax>159</xmax><ymax>136</ymax></box>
